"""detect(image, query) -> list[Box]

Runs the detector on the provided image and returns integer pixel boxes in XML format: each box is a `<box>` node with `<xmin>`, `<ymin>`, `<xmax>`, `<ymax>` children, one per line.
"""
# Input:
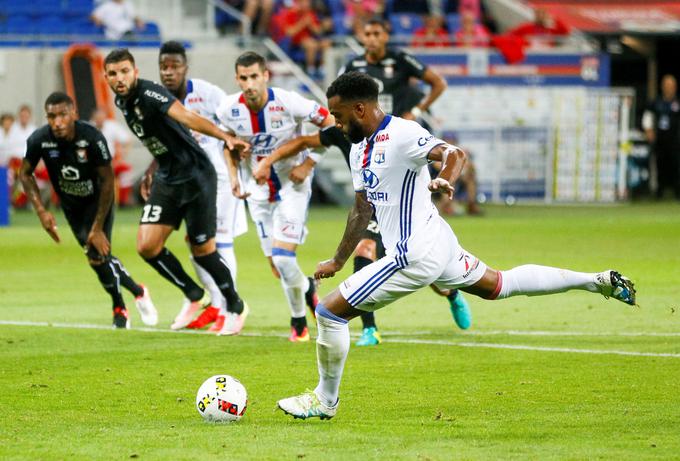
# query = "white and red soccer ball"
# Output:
<box><xmin>195</xmin><ymin>375</ymin><xmax>247</xmax><ymax>422</ymax></box>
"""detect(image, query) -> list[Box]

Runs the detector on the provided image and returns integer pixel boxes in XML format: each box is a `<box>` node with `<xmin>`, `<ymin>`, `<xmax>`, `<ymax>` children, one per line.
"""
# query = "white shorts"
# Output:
<box><xmin>339</xmin><ymin>218</ymin><xmax>487</xmax><ymax>311</ymax></box>
<box><xmin>247</xmin><ymin>188</ymin><xmax>310</xmax><ymax>257</ymax></box>
<box><xmin>215</xmin><ymin>178</ymin><xmax>248</xmax><ymax>244</ymax></box>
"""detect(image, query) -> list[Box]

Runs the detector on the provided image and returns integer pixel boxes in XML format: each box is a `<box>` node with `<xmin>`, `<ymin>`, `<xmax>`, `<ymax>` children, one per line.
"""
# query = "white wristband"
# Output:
<box><xmin>410</xmin><ymin>106</ymin><xmax>422</xmax><ymax>118</ymax></box>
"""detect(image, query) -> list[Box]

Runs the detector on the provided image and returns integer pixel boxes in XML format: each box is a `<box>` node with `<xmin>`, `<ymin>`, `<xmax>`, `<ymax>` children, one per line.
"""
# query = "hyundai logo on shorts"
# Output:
<box><xmin>362</xmin><ymin>169</ymin><xmax>379</xmax><ymax>189</ymax></box>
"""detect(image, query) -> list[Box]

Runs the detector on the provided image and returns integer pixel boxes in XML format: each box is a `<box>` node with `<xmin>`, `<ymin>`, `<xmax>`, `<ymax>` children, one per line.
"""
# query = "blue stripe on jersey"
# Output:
<box><xmin>184</xmin><ymin>79</ymin><xmax>194</xmax><ymax>104</ymax></box>
<box><xmin>271</xmin><ymin>247</ymin><xmax>296</xmax><ymax>257</ymax></box>
<box><xmin>346</xmin><ymin>262</ymin><xmax>400</xmax><ymax>307</ymax></box>
<box><xmin>256</xmin><ymin>88</ymin><xmax>275</xmax><ymax>133</ymax></box>
<box><xmin>367</xmin><ymin>115</ymin><xmax>392</xmax><ymax>143</ymax></box>
<box><xmin>216</xmin><ymin>242</ymin><xmax>234</xmax><ymax>249</ymax></box>
<box><xmin>395</xmin><ymin>170</ymin><xmax>417</xmax><ymax>268</ymax></box>
<box><xmin>362</xmin><ymin>115</ymin><xmax>392</xmax><ymax>168</ymax></box>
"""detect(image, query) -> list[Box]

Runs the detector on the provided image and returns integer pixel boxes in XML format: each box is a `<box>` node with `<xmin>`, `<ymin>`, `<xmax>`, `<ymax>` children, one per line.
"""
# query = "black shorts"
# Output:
<box><xmin>142</xmin><ymin>170</ymin><xmax>217</xmax><ymax>245</ymax></box>
<box><xmin>64</xmin><ymin>203</ymin><xmax>114</xmax><ymax>261</ymax></box>
<box><xmin>360</xmin><ymin>218</ymin><xmax>386</xmax><ymax>259</ymax></box>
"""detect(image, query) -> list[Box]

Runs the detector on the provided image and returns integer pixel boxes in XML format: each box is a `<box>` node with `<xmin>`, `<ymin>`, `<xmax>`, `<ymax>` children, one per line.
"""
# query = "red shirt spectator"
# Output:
<box><xmin>280</xmin><ymin>0</ymin><xmax>324</xmax><ymax>46</ymax></box>
<box><xmin>411</xmin><ymin>15</ymin><xmax>452</xmax><ymax>48</ymax></box>
<box><xmin>508</xmin><ymin>7</ymin><xmax>569</xmax><ymax>40</ymax></box>
<box><xmin>454</xmin><ymin>10</ymin><xmax>490</xmax><ymax>47</ymax></box>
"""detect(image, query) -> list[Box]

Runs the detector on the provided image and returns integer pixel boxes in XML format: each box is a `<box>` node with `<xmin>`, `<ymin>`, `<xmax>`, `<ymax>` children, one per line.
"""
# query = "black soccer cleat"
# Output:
<box><xmin>112</xmin><ymin>307</ymin><xmax>130</xmax><ymax>329</ymax></box>
<box><xmin>305</xmin><ymin>276</ymin><xmax>319</xmax><ymax>318</ymax></box>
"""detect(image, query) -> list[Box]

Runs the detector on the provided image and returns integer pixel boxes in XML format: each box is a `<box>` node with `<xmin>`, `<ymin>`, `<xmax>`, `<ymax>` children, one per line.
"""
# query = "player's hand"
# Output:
<box><xmin>86</xmin><ymin>229</ymin><xmax>110</xmax><ymax>257</ymax></box>
<box><xmin>140</xmin><ymin>174</ymin><xmax>153</xmax><ymax>201</ymax></box>
<box><xmin>38</xmin><ymin>210</ymin><xmax>60</xmax><ymax>243</ymax></box>
<box><xmin>428</xmin><ymin>178</ymin><xmax>455</xmax><ymax>200</ymax></box>
<box><xmin>289</xmin><ymin>162</ymin><xmax>312</xmax><ymax>184</ymax></box>
<box><xmin>314</xmin><ymin>258</ymin><xmax>343</xmax><ymax>280</ymax></box>
<box><xmin>225</xmin><ymin>136</ymin><xmax>250</xmax><ymax>155</ymax></box>
<box><xmin>231</xmin><ymin>181</ymin><xmax>251</xmax><ymax>200</ymax></box>
<box><xmin>252</xmin><ymin>158</ymin><xmax>271</xmax><ymax>185</ymax></box>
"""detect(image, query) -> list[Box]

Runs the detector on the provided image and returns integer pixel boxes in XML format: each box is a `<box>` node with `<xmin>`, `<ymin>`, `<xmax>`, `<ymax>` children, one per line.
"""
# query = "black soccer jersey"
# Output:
<box><xmin>25</xmin><ymin>121</ymin><xmax>111</xmax><ymax>211</ymax></box>
<box><xmin>340</xmin><ymin>48</ymin><xmax>427</xmax><ymax>116</ymax></box>
<box><xmin>115</xmin><ymin>78</ymin><xmax>213</xmax><ymax>184</ymax></box>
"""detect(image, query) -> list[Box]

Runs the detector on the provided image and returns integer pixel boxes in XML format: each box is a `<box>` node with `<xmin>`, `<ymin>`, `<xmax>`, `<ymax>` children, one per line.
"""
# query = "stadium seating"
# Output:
<box><xmin>389</xmin><ymin>13</ymin><xmax>424</xmax><ymax>37</ymax></box>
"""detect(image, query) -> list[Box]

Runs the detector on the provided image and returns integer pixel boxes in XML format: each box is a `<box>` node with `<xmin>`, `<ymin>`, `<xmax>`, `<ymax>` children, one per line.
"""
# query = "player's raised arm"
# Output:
<box><xmin>427</xmin><ymin>144</ymin><xmax>467</xmax><ymax>199</ymax></box>
<box><xmin>315</xmin><ymin>191</ymin><xmax>373</xmax><ymax>280</ymax></box>
<box><xmin>19</xmin><ymin>158</ymin><xmax>60</xmax><ymax>243</ymax></box>
<box><xmin>253</xmin><ymin>133</ymin><xmax>323</xmax><ymax>185</ymax></box>
<box><xmin>167</xmin><ymin>100</ymin><xmax>250</xmax><ymax>153</ymax></box>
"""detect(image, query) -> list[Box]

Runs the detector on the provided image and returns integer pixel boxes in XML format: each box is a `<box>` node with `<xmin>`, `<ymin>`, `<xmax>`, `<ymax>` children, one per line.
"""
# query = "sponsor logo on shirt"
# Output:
<box><xmin>232</xmin><ymin>108</ymin><xmax>240</xmax><ymax>117</ymax></box>
<box><xmin>268</xmin><ymin>105</ymin><xmax>285</xmax><ymax>112</ymax></box>
<box><xmin>374</xmin><ymin>133</ymin><xmax>389</xmax><ymax>143</ymax></box>
<box><xmin>418</xmin><ymin>135</ymin><xmax>434</xmax><ymax>146</ymax></box>
<box><xmin>250</xmin><ymin>133</ymin><xmax>277</xmax><ymax>149</ymax></box>
<box><xmin>61</xmin><ymin>165</ymin><xmax>80</xmax><ymax>181</ymax></box>
<box><xmin>48</xmin><ymin>150</ymin><xmax>59</xmax><ymax>158</ymax></box>
<box><xmin>42</xmin><ymin>141</ymin><xmax>57</xmax><ymax>148</ymax></box>
<box><xmin>187</xmin><ymin>96</ymin><xmax>204</xmax><ymax>104</ymax></box>
<box><xmin>144</xmin><ymin>89</ymin><xmax>169</xmax><ymax>103</ymax></box>
<box><xmin>75</xmin><ymin>139</ymin><xmax>89</xmax><ymax>148</ymax></box>
<box><xmin>362</xmin><ymin>168</ymin><xmax>379</xmax><ymax>189</ymax></box>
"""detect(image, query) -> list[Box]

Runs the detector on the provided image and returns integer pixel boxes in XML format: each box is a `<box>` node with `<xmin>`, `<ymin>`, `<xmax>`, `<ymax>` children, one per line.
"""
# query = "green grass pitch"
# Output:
<box><xmin>1</xmin><ymin>203</ymin><xmax>680</xmax><ymax>460</ymax></box>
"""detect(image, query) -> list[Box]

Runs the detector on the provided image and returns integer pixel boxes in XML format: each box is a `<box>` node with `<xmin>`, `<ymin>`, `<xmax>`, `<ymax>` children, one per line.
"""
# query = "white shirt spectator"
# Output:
<box><xmin>92</xmin><ymin>0</ymin><xmax>138</xmax><ymax>39</ymax></box>
<box><xmin>10</xmin><ymin>121</ymin><xmax>37</xmax><ymax>155</ymax></box>
<box><xmin>0</xmin><ymin>120</ymin><xmax>23</xmax><ymax>167</ymax></box>
<box><xmin>99</xmin><ymin>119</ymin><xmax>130</xmax><ymax>156</ymax></box>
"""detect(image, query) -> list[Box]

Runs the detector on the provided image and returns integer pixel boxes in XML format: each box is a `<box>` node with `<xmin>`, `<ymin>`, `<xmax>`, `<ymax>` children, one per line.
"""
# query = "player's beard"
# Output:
<box><xmin>347</xmin><ymin>118</ymin><xmax>365</xmax><ymax>144</ymax></box>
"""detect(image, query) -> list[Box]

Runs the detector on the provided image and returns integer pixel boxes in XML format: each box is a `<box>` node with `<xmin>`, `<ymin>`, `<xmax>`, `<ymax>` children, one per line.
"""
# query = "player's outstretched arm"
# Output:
<box><xmin>18</xmin><ymin>158</ymin><xmax>60</xmax><ymax>243</ymax></box>
<box><xmin>253</xmin><ymin>133</ymin><xmax>321</xmax><ymax>185</ymax></box>
<box><xmin>315</xmin><ymin>191</ymin><xmax>373</xmax><ymax>279</ymax></box>
<box><xmin>167</xmin><ymin>100</ymin><xmax>250</xmax><ymax>153</ymax></box>
<box><xmin>86</xmin><ymin>165</ymin><xmax>115</xmax><ymax>257</ymax></box>
<box><xmin>427</xmin><ymin>144</ymin><xmax>467</xmax><ymax>199</ymax></box>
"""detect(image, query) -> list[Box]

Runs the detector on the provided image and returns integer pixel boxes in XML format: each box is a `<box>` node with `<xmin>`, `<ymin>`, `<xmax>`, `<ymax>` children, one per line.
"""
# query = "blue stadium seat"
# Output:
<box><xmin>6</xmin><ymin>15</ymin><xmax>34</xmax><ymax>34</ymax></box>
<box><xmin>446</xmin><ymin>13</ymin><xmax>461</xmax><ymax>33</ymax></box>
<box><xmin>72</xmin><ymin>19</ymin><xmax>103</xmax><ymax>36</ymax></box>
<box><xmin>138</xmin><ymin>21</ymin><xmax>160</xmax><ymax>37</ymax></box>
<box><xmin>327</xmin><ymin>0</ymin><xmax>344</xmax><ymax>15</ymax></box>
<box><xmin>332</xmin><ymin>13</ymin><xmax>349</xmax><ymax>36</ymax></box>
<box><xmin>36</xmin><ymin>16</ymin><xmax>69</xmax><ymax>35</ymax></box>
<box><xmin>389</xmin><ymin>13</ymin><xmax>423</xmax><ymax>36</ymax></box>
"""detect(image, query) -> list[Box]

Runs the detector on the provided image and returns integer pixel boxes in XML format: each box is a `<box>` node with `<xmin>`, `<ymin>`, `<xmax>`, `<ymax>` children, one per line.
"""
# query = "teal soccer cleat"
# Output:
<box><xmin>448</xmin><ymin>290</ymin><xmax>472</xmax><ymax>330</ymax></box>
<box><xmin>356</xmin><ymin>327</ymin><xmax>382</xmax><ymax>346</ymax></box>
<box><xmin>598</xmin><ymin>270</ymin><xmax>637</xmax><ymax>306</ymax></box>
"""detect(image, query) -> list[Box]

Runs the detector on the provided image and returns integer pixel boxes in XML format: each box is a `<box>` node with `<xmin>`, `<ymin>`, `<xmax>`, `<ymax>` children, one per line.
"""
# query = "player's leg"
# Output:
<box><xmin>353</xmin><ymin>237</ymin><xmax>382</xmax><ymax>346</ymax></box>
<box><xmin>270</xmin><ymin>190</ymin><xmax>313</xmax><ymax>342</ymax></box>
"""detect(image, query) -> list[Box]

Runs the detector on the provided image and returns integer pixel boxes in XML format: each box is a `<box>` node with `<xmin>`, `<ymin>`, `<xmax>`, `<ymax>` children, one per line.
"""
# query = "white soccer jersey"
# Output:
<box><xmin>215</xmin><ymin>87</ymin><xmax>329</xmax><ymax>202</ymax></box>
<box><xmin>182</xmin><ymin>78</ymin><xmax>230</xmax><ymax>181</ymax></box>
<box><xmin>349</xmin><ymin>115</ymin><xmax>446</xmax><ymax>266</ymax></box>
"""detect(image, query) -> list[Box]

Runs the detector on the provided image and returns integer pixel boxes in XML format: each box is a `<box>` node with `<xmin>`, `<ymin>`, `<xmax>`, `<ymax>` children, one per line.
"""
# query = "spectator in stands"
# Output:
<box><xmin>277</xmin><ymin>0</ymin><xmax>332</xmax><ymax>78</ymax></box>
<box><xmin>12</xmin><ymin>105</ymin><xmax>37</xmax><ymax>148</ymax></box>
<box><xmin>91</xmin><ymin>0</ymin><xmax>145</xmax><ymax>40</ymax></box>
<box><xmin>0</xmin><ymin>113</ymin><xmax>18</xmax><ymax>167</ymax></box>
<box><xmin>454</xmin><ymin>9</ymin><xmax>490</xmax><ymax>47</ymax></box>
<box><xmin>411</xmin><ymin>14</ymin><xmax>452</xmax><ymax>48</ymax></box>
<box><xmin>91</xmin><ymin>108</ymin><xmax>134</xmax><ymax>206</ymax></box>
<box><xmin>508</xmin><ymin>7</ymin><xmax>569</xmax><ymax>47</ymax></box>
<box><xmin>642</xmin><ymin>74</ymin><xmax>680</xmax><ymax>199</ymax></box>
<box><xmin>221</xmin><ymin>0</ymin><xmax>274</xmax><ymax>36</ymax></box>
<box><xmin>344</xmin><ymin>0</ymin><xmax>384</xmax><ymax>38</ymax></box>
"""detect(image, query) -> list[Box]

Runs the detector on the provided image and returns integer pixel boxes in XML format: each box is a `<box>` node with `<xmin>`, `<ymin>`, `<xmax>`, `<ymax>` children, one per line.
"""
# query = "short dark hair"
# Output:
<box><xmin>44</xmin><ymin>92</ymin><xmax>74</xmax><ymax>109</ymax></box>
<box><xmin>326</xmin><ymin>71</ymin><xmax>379</xmax><ymax>103</ymax></box>
<box><xmin>104</xmin><ymin>48</ymin><xmax>135</xmax><ymax>67</ymax></box>
<box><xmin>159</xmin><ymin>40</ymin><xmax>187</xmax><ymax>61</ymax></box>
<box><xmin>365</xmin><ymin>17</ymin><xmax>390</xmax><ymax>32</ymax></box>
<box><xmin>235</xmin><ymin>51</ymin><xmax>266</xmax><ymax>72</ymax></box>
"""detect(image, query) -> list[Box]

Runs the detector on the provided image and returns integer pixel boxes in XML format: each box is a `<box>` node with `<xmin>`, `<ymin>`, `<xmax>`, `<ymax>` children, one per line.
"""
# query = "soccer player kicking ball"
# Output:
<box><xmin>277</xmin><ymin>72</ymin><xmax>636</xmax><ymax>419</ymax></box>
<box><xmin>104</xmin><ymin>49</ymin><xmax>249</xmax><ymax>335</ymax></box>
<box><xmin>156</xmin><ymin>41</ymin><xmax>249</xmax><ymax>334</ymax></box>
<box><xmin>20</xmin><ymin>92</ymin><xmax>157</xmax><ymax>329</ymax></box>
<box><xmin>215</xmin><ymin>52</ymin><xmax>333</xmax><ymax>342</ymax></box>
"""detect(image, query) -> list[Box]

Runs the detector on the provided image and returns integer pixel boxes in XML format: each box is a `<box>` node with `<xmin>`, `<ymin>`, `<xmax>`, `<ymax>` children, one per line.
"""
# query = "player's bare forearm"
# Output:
<box><xmin>92</xmin><ymin>166</ymin><xmax>115</xmax><ymax>231</ymax></box>
<box><xmin>271</xmin><ymin>134</ymin><xmax>319</xmax><ymax>164</ymax></box>
<box><xmin>333</xmin><ymin>191</ymin><xmax>373</xmax><ymax>266</ymax></box>
<box><xmin>168</xmin><ymin>101</ymin><xmax>243</xmax><ymax>150</ymax></box>
<box><xmin>18</xmin><ymin>159</ymin><xmax>44</xmax><ymax>213</ymax></box>
<box><xmin>431</xmin><ymin>144</ymin><xmax>467</xmax><ymax>184</ymax></box>
<box><xmin>420</xmin><ymin>68</ymin><xmax>447</xmax><ymax>111</ymax></box>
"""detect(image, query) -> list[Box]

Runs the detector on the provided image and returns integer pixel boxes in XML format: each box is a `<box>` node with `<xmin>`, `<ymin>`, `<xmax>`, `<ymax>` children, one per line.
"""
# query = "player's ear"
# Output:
<box><xmin>353</xmin><ymin>102</ymin><xmax>365</xmax><ymax>118</ymax></box>
<box><xmin>263</xmin><ymin>69</ymin><xmax>270</xmax><ymax>82</ymax></box>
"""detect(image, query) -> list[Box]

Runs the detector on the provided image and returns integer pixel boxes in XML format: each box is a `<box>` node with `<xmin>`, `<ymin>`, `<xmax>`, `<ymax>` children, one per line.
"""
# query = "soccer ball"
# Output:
<box><xmin>195</xmin><ymin>375</ymin><xmax>248</xmax><ymax>422</ymax></box>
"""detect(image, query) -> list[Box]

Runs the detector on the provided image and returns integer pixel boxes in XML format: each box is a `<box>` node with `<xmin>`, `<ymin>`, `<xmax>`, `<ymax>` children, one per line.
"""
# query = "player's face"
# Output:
<box><xmin>236</xmin><ymin>63</ymin><xmax>269</xmax><ymax>107</ymax></box>
<box><xmin>329</xmin><ymin>95</ymin><xmax>366</xmax><ymax>144</ymax></box>
<box><xmin>45</xmin><ymin>103</ymin><xmax>76</xmax><ymax>139</ymax></box>
<box><xmin>105</xmin><ymin>59</ymin><xmax>139</xmax><ymax>97</ymax></box>
<box><xmin>363</xmin><ymin>24</ymin><xmax>388</xmax><ymax>56</ymax></box>
<box><xmin>159</xmin><ymin>54</ymin><xmax>188</xmax><ymax>94</ymax></box>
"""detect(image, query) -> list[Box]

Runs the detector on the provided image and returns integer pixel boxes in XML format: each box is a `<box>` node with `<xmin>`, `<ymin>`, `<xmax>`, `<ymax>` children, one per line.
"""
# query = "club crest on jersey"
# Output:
<box><xmin>76</xmin><ymin>148</ymin><xmax>88</xmax><ymax>162</ymax></box>
<box><xmin>373</xmin><ymin>148</ymin><xmax>386</xmax><ymax>164</ymax></box>
<box><xmin>362</xmin><ymin>169</ymin><xmax>379</xmax><ymax>189</ymax></box>
<box><xmin>232</xmin><ymin>108</ymin><xmax>240</xmax><ymax>117</ymax></box>
<box><xmin>270</xmin><ymin>115</ymin><xmax>283</xmax><ymax>129</ymax></box>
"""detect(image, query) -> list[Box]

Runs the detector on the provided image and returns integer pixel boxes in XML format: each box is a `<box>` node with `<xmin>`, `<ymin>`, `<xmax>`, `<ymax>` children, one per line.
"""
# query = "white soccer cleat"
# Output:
<box><xmin>171</xmin><ymin>293</ymin><xmax>210</xmax><ymax>330</ymax></box>
<box><xmin>596</xmin><ymin>270</ymin><xmax>637</xmax><ymax>306</ymax></box>
<box><xmin>134</xmin><ymin>285</ymin><xmax>158</xmax><ymax>326</ymax></box>
<box><xmin>277</xmin><ymin>390</ymin><xmax>338</xmax><ymax>420</ymax></box>
<box><xmin>218</xmin><ymin>302</ymin><xmax>249</xmax><ymax>336</ymax></box>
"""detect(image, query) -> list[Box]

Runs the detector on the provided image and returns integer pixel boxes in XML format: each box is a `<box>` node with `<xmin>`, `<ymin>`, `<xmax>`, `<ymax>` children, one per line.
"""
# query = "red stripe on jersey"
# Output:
<box><xmin>361</xmin><ymin>142</ymin><xmax>372</xmax><ymax>169</ymax></box>
<box><xmin>239</xmin><ymin>94</ymin><xmax>260</xmax><ymax>133</ymax></box>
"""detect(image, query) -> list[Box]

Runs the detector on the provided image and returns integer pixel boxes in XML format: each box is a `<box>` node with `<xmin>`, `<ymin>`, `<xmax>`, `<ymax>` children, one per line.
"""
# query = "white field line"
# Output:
<box><xmin>382</xmin><ymin>330</ymin><xmax>680</xmax><ymax>338</ymax></box>
<box><xmin>2</xmin><ymin>320</ymin><xmax>680</xmax><ymax>359</ymax></box>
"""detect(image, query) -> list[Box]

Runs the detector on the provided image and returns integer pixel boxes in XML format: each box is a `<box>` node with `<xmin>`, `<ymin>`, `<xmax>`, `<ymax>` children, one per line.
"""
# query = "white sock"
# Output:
<box><xmin>314</xmin><ymin>305</ymin><xmax>349</xmax><ymax>407</ymax></box>
<box><xmin>496</xmin><ymin>264</ymin><xmax>600</xmax><ymax>299</ymax></box>
<box><xmin>272</xmin><ymin>252</ymin><xmax>306</xmax><ymax>318</ymax></box>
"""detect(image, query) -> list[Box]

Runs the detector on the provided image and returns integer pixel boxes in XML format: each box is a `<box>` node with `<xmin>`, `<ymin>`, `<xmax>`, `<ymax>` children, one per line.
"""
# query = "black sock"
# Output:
<box><xmin>90</xmin><ymin>260</ymin><xmax>125</xmax><ymax>309</ymax></box>
<box><xmin>446</xmin><ymin>289</ymin><xmax>459</xmax><ymax>302</ymax></box>
<box><xmin>353</xmin><ymin>256</ymin><xmax>373</xmax><ymax>273</ymax></box>
<box><xmin>144</xmin><ymin>247</ymin><xmax>203</xmax><ymax>301</ymax></box>
<box><xmin>361</xmin><ymin>311</ymin><xmax>377</xmax><ymax>329</ymax></box>
<box><xmin>291</xmin><ymin>316</ymin><xmax>307</xmax><ymax>335</ymax></box>
<box><xmin>110</xmin><ymin>255</ymin><xmax>143</xmax><ymax>298</ymax></box>
<box><xmin>193</xmin><ymin>251</ymin><xmax>243</xmax><ymax>314</ymax></box>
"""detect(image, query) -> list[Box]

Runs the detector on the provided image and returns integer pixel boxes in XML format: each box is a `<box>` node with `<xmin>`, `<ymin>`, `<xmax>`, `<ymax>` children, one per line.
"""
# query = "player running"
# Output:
<box><xmin>104</xmin><ymin>48</ymin><xmax>249</xmax><ymax>335</ymax></box>
<box><xmin>19</xmin><ymin>92</ymin><xmax>156</xmax><ymax>328</ymax></box>
<box><xmin>253</xmin><ymin>123</ymin><xmax>473</xmax><ymax>345</ymax></box>
<box><xmin>215</xmin><ymin>51</ymin><xmax>333</xmax><ymax>342</ymax></box>
<box><xmin>277</xmin><ymin>72</ymin><xmax>636</xmax><ymax>419</ymax></box>
<box><xmin>156</xmin><ymin>41</ymin><xmax>248</xmax><ymax>334</ymax></box>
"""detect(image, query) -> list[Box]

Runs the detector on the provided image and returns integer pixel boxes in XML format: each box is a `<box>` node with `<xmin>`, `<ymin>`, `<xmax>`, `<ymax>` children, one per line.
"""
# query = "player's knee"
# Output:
<box><xmin>354</xmin><ymin>239</ymin><xmax>376</xmax><ymax>260</ymax></box>
<box><xmin>137</xmin><ymin>239</ymin><xmax>162</xmax><ymax>259</ymax></box>
<box><xmin>271</xmin><ymin>252</ymin><xmax>301</xmax><ymax>282</ymax></box>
